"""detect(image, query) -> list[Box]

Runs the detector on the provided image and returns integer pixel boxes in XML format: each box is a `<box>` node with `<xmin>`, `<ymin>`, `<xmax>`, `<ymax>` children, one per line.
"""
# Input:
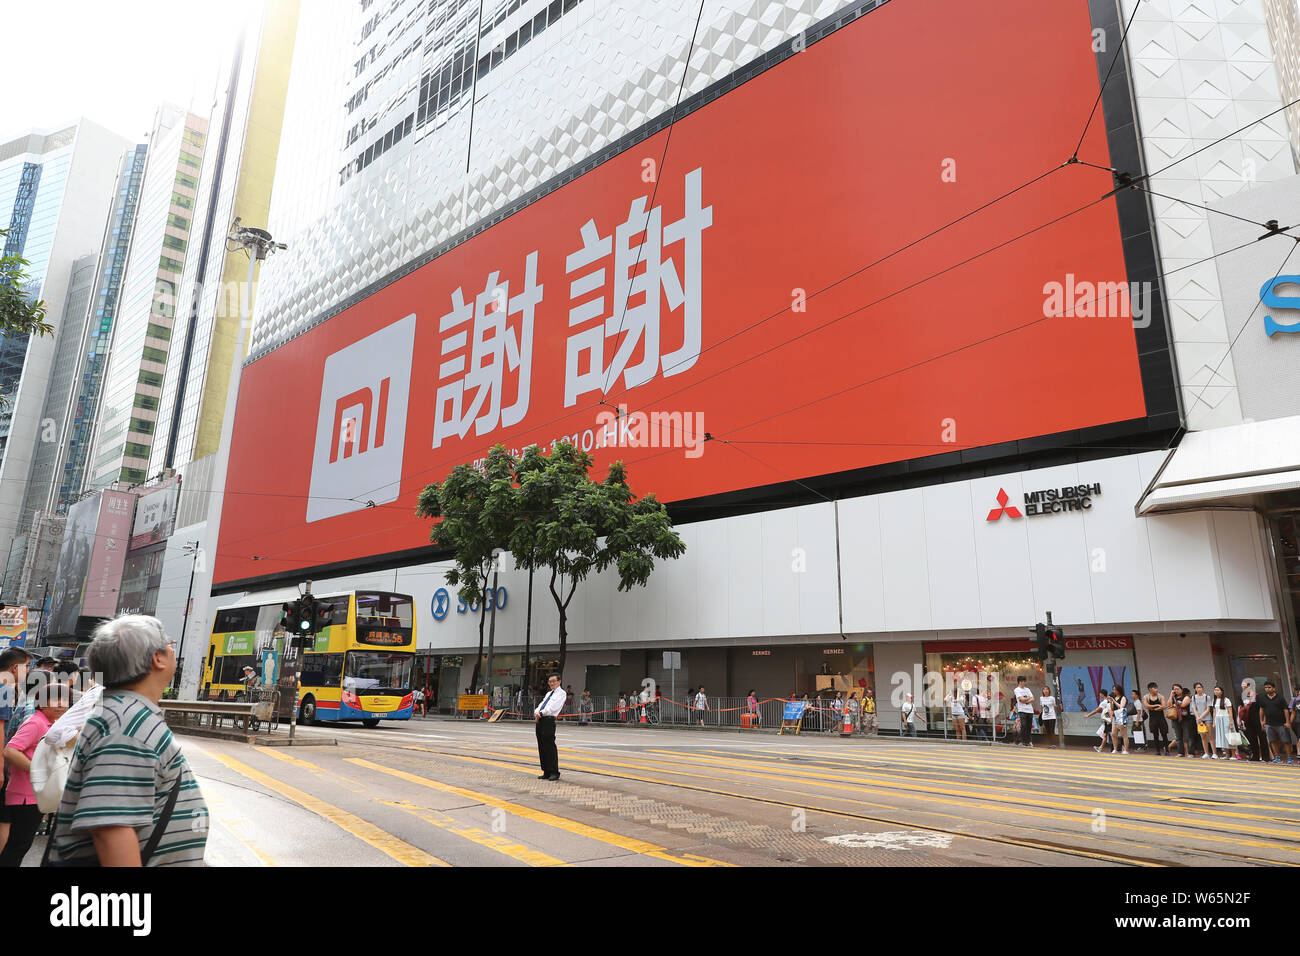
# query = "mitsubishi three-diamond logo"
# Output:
<box><xmin>986</xmin><ymin>488</ymin><xmax>1023</xmax><ymax>522</ymax></box>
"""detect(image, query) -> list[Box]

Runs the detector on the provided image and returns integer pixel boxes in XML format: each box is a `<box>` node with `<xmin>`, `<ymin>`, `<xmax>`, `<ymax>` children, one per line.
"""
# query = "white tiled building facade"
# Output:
<box><xmin>197</xmin><ymin>0</ymin><xmax>1300</xmax><ymax>710</ymax></box>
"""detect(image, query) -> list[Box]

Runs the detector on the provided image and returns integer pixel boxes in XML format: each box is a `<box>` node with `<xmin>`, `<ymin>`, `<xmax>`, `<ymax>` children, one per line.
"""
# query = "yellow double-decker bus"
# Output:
<box><xmin>203</xmin><ymin>590</ymin><xmax>416</xmax><ymax>726</ymax></box>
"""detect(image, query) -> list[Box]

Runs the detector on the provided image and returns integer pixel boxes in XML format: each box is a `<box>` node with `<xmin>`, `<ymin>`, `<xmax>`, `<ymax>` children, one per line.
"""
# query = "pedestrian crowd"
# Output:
<box><xmin>1084</xmin><ymin>679</ymin><xmax>1299</xmax><ymax>763</ymax></box>
<box><xmin>0</xmin><ymin>614</ymin><xmax>208</xmax><ymax>867</ymax></box>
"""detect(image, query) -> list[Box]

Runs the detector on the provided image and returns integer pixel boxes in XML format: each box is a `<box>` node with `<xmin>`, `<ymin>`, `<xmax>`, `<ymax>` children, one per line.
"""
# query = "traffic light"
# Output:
<box><xmin>312</xmin><ymin>597</ymin><xmax>332</xmax><ymax>633</ymax></box>
<box><xmin>1045</xmin><ymin>625</ymin><xmax>1065</xmax><ymax>659</ymax></box>
<box><xmin>1035</xmin><ymin>622</ymin><xmax>1049</xmax><ymax>659</ymax></box>
<box><xmin>281</xmin><ymin>601</ymin><xmax>301</xmax><ymax>633</ymax></box>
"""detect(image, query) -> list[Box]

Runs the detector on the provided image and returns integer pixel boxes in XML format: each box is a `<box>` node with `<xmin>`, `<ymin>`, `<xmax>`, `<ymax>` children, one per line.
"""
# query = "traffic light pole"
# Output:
<box><xmin>1045</xmin><ymin>610</ymin><xmax>1065</xmax><ymax>750</ymax></box>
<box><xmin>287</xmin><ymin>580</ymin><xmax>311</xmax><ymax>744</ymax></box>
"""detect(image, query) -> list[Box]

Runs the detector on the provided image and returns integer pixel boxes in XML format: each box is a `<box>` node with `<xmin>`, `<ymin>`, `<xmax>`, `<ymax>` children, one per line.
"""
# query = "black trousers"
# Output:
<box><xmin>1146</xmin><ymin>712</ymin><xmax>1169</xmax><ymax>751</ymax></box>
<box><xmin>0</xmin><ymin>804</ymin><xmax>42</xmax><ymax>867</ymax></box>
<box><xmin>535</xmin><ymin>716</ymin><xmax>559</xmax><ymax>777</ymax></box>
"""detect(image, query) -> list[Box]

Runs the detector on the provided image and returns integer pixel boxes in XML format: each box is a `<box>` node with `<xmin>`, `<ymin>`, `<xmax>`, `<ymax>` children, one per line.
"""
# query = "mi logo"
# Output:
<box><xmin>330</xmin><ymin>379</ymin><xmax>390</xmax><ymax>462</ymax></box>
<box><xmin>308</xmin><ymin>314</ymin><xmax>416</xmax><ymax>523</ymax></box>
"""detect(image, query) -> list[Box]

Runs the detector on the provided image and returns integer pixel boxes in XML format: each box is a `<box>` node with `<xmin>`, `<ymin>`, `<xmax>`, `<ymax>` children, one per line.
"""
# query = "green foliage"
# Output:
<box><xmin>415</xmin><ymin>445</ymin><xmax>518</xmax><ymax>690</ymax></box>
<box><xmin>512</xmin><ymin>441</ymin><xmax>685</xmax><ymax>674</ymax></box>
<box><xmin>0</xmin><ymin>228</ymin><xmax>51</xmax><ymax>338</ymax></box>
<box><xmin>417</xmin><ymin>440</ymin><xmax>686</xmax><ymax>678</ymax></box>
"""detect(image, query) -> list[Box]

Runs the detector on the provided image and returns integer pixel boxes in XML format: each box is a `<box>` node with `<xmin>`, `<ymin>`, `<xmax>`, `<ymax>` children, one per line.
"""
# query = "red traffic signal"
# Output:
<box><xmin>313</xmin><ymin>599</ymin><xmax>332</xmax><ymax>632</ymax></box>
<box><xmin>1045</xmin><ymin>626</ymin><xmax>1065</xmax><ymax>659</ymax></box>
<box><xmin>281</xmin><ymin>601</ymin><xmax>301</xmax><ymax>633</ymax></box>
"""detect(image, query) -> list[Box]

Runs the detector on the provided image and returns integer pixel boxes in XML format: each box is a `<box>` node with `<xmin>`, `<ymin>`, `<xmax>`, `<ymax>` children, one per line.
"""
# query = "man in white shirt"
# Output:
<box><xmin>694</xmin><ymin>686</ymin><xmax>708</xmax><ymax>727</ymax></box>
<box><xmin>533</xmin><ymin>675</ymin><xmax>566</xmax><ymax>780</ymax></box>
<box><xmin>901</xmin><ymin>693</ymin><xmax>918</xmax><ymax>737</ymax></box>
<box><xmin>1013</xmin><ymin>676</ymin><xmax>1036</xmax><ymax>747</ymax></box>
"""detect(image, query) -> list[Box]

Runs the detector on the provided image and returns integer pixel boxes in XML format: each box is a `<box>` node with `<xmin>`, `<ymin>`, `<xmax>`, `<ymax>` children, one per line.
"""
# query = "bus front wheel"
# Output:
<box><xmin>361</xmin><ymin>719</ymin><xmax>380</xmax><ymax>728</ymax></box>
<box><xmin>300</xmin><ymin>698</ymin><xmax>317</xmax><ymax>725</ymax></box>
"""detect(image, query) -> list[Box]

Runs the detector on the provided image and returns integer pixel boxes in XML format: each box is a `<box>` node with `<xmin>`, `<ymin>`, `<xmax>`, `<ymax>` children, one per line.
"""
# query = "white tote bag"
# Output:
<box><xmin>1132</xmin><ymin>729</ymin><xmax>1146</xmax><ymax>745</ymax></box>
<box><xmin>29</xmin><ymin>737</ymin><xmax>72</xmax><ymax>813</ymax></box>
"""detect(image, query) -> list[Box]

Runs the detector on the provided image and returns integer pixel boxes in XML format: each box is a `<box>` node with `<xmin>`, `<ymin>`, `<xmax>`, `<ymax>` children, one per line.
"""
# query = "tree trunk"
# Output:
<box><xmin>557</xmin><ymin>603</ymin><xmax>568</xmax><ymax>679</ymax></box>
<box><xmin>524</xmin><ymin>566</ymin><xmax>534</xmax><ymax>694</ymax></box>
<box><xmin>471</xmin><ymin>581</ymin><xmax>487</xmax><ymax>691</ymax></box>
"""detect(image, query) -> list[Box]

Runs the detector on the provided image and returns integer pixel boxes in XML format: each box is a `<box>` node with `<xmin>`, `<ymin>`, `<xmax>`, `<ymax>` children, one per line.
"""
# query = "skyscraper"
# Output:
<box><xmin>87</xmin><ymin>106</ymin><xmax>208</xmax><ymax>489</ymax></box>
<box><xmin>0</xmin><ymin>120</ymin><xmax>132</xmax><ymax>597</ymax></box>
<box><xmin>149</xmin><ymin>0</ymin><xmax>300</xmax><ymax>476</ymax></box>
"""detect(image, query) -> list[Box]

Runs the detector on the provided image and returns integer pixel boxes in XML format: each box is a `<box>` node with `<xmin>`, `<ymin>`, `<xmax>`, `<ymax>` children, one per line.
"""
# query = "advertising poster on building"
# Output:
<box><xmin>130</xmin><ymin>482</ymin><xmax>178</xmax><ymax>550</ymax></box>
<box><xmin>1057</xmin><ymin>637</ymin><xmax>1137</xmax><ymax>736</ymax></box>
<box><xmin>85</xmin><ymin>490</ymin><xmax>135</xmax><ymax>618</ymax></box>
<box><xmin>117</xmin><ymin>544</ymin><xmax>165</xmax><ymax>616</ymax></box>
<box><xmin>49</xmin><ymin>491</ymin><xmax>137</xmax><ymax>633</ymax></box>
<box><xmin>216</xmin><ymin>0</ymin><xmax>1166</xmax><ymax>587</ymax></box>
<box><xmin>0</xmin><ymin>605</ymin><xmax>28</xmax><ymax>648</ymax></box>
<box><xmin>48</xmin><ymin>495</ymin><xmax>101</xmax><ymax>635</ymax></box>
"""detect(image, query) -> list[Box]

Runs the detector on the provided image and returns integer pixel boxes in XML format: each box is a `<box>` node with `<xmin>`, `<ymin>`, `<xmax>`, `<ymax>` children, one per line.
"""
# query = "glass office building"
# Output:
<box><xmin>88</xmin><ymin>107</ymin><xmax>207</xmax><ymax>489</ymax></box>
<box><xmin>0</xmin><ymin>121</ymin><xmax>131</xmax><ymax>600</ymax></box>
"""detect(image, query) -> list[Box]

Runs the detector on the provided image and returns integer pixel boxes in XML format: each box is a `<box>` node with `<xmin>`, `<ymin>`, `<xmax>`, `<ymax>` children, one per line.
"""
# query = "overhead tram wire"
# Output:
<box><xmin>598</xmin><ymin>0</ymin><xmax>709</xmax><ymax>400</ymax></box>
<box><xmin>342</xmin><ymin>75</ymin><xmax>1300</xmax><ymax>505</ymax></box>
<box><xmin>607</xmin><ymin>163</ymin><xmax>1069</xmax><ymax>395</ymax></box>
<box><xmin>146</xmin><ymin>177</ymin><xmax>1289</xmax><ymax>567</ymax></box>
<box><xmin>598</xmin><ymin>231</ymin><xmax>1284</xmax><ymax>480</ymax></box>
<box><xmin>1179</xmin><ymin>235</ymin><xmax>1300</xmax><ymax>421</ymax></box>
<box><xmin>606</xmin><ymin>192</ymin><xmax>1115</xmax><ymax>416</ymax></box>
<box><xmin>343</xmin><ymin>162</ymin><xmax>1077</xmax><ymax>510</ymax></box>
<box><xmin>219</xmin><ymin>91</ymin><xmax>1300</xmax><ymax>557</ymax></box>
<box><xmin>345</xmin><ymin>155</ymin><xmax>1126</xmax><ymax>508</ymax></box>
<box><xmin>1106</xmin><ymin>93</ymin><xmax>1300</xmax><ymax>197</ymax></box>
<box><xmin>1070</xmin><ymin>0</ymin><xmax>1143</xmax><ymax>162</ymax></box>
<box><xmin>1131</xmin><ymin>184</ymin><xmax>1296</xmax><ymax>233</ymax></box>
<box><xmin>215</xmin><ymin>182</ymin><xmax>1263</xmax><ymax>559</ymax></box>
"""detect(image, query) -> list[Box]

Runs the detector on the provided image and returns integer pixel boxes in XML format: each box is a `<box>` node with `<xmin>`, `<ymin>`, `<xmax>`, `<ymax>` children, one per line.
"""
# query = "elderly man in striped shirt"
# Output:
<box><xmin>46</xmin><ymin>615</ymin><xmax>209</xmax><ymax>867</ymax></box>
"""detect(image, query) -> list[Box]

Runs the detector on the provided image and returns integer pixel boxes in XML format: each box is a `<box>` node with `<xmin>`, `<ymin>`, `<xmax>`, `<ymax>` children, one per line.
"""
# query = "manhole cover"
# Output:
<box><xmin>822</xmin><ymin>830</ymin><xmax>954</xmax><ymax>850</ymax></box>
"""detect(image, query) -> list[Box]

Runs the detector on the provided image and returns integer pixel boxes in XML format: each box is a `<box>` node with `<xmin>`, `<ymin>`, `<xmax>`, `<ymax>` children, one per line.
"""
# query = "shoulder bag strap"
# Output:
<box><xmin>140</xmin><ymin>772</ymin><xmax>184</xmax><ymax>866</ymax></box>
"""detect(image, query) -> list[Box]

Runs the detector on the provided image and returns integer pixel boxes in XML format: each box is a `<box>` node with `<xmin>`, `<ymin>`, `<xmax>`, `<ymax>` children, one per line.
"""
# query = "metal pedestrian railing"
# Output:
<box><xmin>447</xmin><ymin>691</ymin><xmax>1031</xmax><ymax>745</ymax></box>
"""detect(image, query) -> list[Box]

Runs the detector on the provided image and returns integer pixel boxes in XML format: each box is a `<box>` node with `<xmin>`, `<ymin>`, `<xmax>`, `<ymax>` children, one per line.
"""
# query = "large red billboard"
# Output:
<box><xmin>218</xmin><ymin>0</ymin><xmax>1151</xmax><ymax>585</ymax></box>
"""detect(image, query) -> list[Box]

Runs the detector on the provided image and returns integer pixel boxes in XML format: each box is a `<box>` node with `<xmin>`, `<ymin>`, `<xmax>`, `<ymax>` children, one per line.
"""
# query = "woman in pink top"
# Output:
<box><xmin>0</xmin><ymin>687</ymin><xmax>69</xmax><ymax>867</ymax></box>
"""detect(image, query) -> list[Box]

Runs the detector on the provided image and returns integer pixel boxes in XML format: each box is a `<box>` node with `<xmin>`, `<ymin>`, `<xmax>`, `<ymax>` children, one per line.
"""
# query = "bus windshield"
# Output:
<box><xmin>355</xmin><ymin>593</ymin><xmax>413</xmax><ymax>629</ymax></box>
<box><xmin>343</xmin><ymin>651</ymin><xmax>412</xmax><ymax>693</ymax></box>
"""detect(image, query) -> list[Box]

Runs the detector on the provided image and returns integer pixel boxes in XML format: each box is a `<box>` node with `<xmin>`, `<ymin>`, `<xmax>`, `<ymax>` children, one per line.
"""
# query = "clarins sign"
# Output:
<box><xmin>1064</xmin><ymin>636</ymin><xmax>1133</xmax><ymax>650</ymax></box>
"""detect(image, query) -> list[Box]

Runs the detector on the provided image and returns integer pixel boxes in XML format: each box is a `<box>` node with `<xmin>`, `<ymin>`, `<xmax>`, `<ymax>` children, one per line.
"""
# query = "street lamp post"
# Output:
<box><xmin>175</xmin><ymin>541</ymin><xmax>201</xmax><ymax>694</ymax></box>
<box><xmin>35</xmin><ymin>580</ymin><xmax>50</xmax><ymax>644</ymax></box>
<box><xmin>183</xmin><ymin>220</ymin><xmax>285</xmax><ymax>698</ymax></box>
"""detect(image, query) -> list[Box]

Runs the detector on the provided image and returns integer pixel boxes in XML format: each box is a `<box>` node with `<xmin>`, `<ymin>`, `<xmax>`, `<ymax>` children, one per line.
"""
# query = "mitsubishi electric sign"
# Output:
<box><xmin>986</xmin><ymin>483</ymin><xmax>1102</xmax><ymax>521</ymax></box>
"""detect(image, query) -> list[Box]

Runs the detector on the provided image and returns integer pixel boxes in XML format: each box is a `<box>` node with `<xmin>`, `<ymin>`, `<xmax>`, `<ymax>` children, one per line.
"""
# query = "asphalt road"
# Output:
<box><xmin>35</xmin><ymin>718</ymin><xmax>1300</xmax><ymax>867</ymax></box>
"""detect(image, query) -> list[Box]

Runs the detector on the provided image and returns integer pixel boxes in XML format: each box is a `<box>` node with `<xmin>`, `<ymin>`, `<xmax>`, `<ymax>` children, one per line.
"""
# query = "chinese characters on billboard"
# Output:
<box><xmin>218</xmin><ymin>0</ymin><xmax>1154</xmax><ymax>585</ymax></box>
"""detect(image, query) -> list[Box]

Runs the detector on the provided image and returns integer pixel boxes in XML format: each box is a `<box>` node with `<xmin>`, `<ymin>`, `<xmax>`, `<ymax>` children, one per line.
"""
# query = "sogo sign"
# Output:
<box><xmin>218</xmin><ymin>0</ymin><xmax>1148</xmax><ymax>585</ymax></box>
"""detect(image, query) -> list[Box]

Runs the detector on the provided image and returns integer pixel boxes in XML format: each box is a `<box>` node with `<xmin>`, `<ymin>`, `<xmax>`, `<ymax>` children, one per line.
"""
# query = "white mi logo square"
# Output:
<box><xmin>306</xmin><ymin>314</ymin><xmax>416</xmax><ymax>523</ymax></box>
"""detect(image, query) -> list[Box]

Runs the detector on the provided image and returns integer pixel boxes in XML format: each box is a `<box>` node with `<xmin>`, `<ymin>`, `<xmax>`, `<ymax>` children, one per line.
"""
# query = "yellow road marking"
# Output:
<box><xmin>474</xmin><ymin>745</ymin><xmax>1300</xmax><ymax>861</ymax></box>
<box><xmin>380</xmin><ymin>799</ymin><xmax>570</xmax><ymax>867</ymax></box>
<box><xmin>256</xmin><ymin>747</ymin><xmax>577</xmax><ymax>866</ymax></box>
<box><xmin>752</xmin><ymin>745</ymin><xmax>1300</xmax><ymax>803</ymax></box>
<box><xmin>200</xmin><ymin>778</ymin><xmax>278</xmax><ymax>867</ymax></box>
<box><xmin>435</xmin><ymin>747</ymin><xmax>1160</xmax><ymax>866</ymax></box>
<box><xmin>208</xmin><ymin>750</ymin><xmax>448</xmax><ymax>867</ymax></box>
<box><xmin>643</xmin><ymin>748</ymin><xmax>1300</xmax><ymax>836</ymax></box>
<box><xmin>347</xmin><ymin>757</ymin><xmax>733</xmax><ymax>867</ymax></box>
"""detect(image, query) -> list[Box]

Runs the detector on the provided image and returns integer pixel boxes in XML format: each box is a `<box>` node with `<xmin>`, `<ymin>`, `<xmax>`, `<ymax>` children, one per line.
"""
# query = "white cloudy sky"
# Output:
<box><xmin>5</xmin><ymin>0</ymin><xmax>263</xmax><ymax>143</ymax></box>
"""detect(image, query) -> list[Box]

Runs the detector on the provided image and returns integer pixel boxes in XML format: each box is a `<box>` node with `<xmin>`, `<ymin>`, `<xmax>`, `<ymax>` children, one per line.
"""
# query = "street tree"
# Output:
<box><xmin>512</xmin><ymin>440</ymin><xmax>685</xmax><ymax>677</ymax></box>
<box><xmin>415</xmin><ymin>445</ymin><xmax>518</xmax><ymax>693</ymax></box>
<box><xmin>0</xmin><ymin>228</ymin><xmax>51</xmax><ymax>338</ymax></box>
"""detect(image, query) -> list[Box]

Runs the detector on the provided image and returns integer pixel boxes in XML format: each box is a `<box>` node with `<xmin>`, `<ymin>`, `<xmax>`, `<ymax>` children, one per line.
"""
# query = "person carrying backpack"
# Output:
<box><xmin>0</xmin><ymin>682</ymin><xmax>72</xmax><ymax>866</ymax></box>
